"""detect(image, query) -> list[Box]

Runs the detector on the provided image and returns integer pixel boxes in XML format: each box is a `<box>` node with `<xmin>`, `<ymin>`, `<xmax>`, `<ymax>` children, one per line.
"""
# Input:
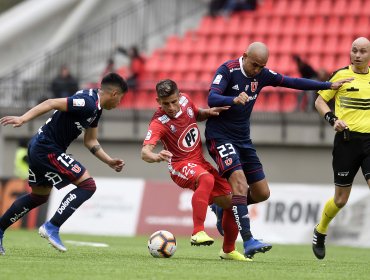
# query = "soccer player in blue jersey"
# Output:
<box><xmin>206</xmin><ymin>42</ymin><xmax>353</xmax><ymax>258</ymax></box>
<box><xmin>0</xmin><ymin>73</ymin><xmax>128</xmax><ymax>255</ymax></box>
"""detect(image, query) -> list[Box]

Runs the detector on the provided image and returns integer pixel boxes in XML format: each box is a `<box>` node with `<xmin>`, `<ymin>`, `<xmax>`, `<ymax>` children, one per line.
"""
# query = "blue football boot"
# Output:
<box><xmin>244</xmin><ymin>237</ymin><xmax>272</xmax><ymax>258</ymax></box>
<box><xmin>39</xmin><ymin>221</ymin><xmax>67</xmax><ymax>252</ymax></box>
<box><xmin>210</xmin><ymin>204</ymin><xmax>224</xmax><ymax>236</ymax></box>
<box><xmin>0</xmin><ymin>229</ymin><xmax>5</xmax><ymax>255</ymax></box>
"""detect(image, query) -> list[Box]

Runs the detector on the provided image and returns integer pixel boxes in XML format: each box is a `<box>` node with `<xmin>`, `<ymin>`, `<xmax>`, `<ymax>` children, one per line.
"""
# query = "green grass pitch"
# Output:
<box><xmin>1</xmin><ymin>230</ymin><xmax>369</xmax><ymax>280</ymax></box>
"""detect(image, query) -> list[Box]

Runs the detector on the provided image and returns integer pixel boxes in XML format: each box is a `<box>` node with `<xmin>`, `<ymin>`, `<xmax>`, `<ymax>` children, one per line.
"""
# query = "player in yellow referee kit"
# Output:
<box><xmin>312</xmin><ymin>37</ymin><xmax>370</xmax><ymax>259</ymax></box>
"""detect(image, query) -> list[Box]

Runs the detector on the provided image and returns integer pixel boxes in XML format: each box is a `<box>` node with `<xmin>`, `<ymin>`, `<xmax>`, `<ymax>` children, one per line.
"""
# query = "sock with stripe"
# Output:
<box><xmin>50</xmin><ymin>178</ymin><xmax>96</xmax><ymax>227</ymax></box>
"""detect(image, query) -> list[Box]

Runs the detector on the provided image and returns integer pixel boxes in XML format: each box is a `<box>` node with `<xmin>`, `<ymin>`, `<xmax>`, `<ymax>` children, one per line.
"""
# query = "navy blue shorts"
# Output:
<box><xmin>206</xmin><ymin>138</ymin><xmax>265</xmax><ymax>184</ymax></box>
<box><xmin>27</xmin><ymin>138</ymin><xmax>86</xmax><ymax>189</ymax></box>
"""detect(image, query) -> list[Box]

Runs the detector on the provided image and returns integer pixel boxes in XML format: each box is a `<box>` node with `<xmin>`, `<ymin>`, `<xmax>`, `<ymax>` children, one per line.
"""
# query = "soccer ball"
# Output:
<box><xmin>148</xmin><ymin>230</ymin><xmax>177</xmax><ymax>258</ymax></box>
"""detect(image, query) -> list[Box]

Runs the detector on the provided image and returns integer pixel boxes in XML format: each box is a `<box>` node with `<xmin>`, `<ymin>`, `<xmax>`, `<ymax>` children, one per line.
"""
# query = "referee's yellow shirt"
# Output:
<box><xmin>318</xmin><ymin>65</ymin><xmax>370</xmax><ymax>133</ymax></box>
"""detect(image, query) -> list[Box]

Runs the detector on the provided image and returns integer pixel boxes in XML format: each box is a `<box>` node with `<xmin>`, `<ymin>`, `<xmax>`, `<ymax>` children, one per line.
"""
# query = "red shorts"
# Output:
<box><xmin>169</xmin><ymin>159</ymin><xmax>231</xmax><ymax>203</ymax></box>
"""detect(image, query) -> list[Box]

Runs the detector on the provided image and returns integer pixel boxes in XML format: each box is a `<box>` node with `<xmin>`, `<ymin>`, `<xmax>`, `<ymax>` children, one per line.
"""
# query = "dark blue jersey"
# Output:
<box><xmin>205</xmin><ymin>57</ymin><xmax>332</xmax><ymax>142</ymax></box>
<box><xmin>35</xmin><ymin>88</ymin><xmax>102</xmax><ymax>151</ymax></box>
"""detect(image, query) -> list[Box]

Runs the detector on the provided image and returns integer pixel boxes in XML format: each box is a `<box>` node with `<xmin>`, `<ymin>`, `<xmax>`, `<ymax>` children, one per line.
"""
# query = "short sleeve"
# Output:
<box><xmin>143</xmin><ymin>120</ymin><xmax>164</xmax><ymax>146</ymax></box>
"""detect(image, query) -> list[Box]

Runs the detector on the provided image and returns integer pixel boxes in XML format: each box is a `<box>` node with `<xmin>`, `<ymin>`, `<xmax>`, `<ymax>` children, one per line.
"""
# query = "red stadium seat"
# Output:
<box><xmin>307</xmin><ymin>35</ymin><xmax>324</xmax><ymax>55</ymax></box>
<box><xmin>340</xmin><ymin>17</ymin><xmax>356</xmax><ymax>36</ymax></box>
<box><xmin>286</xmin><ymin>0</ymin><xmax>304</xmax><ymax>16</ymax></box>
<box><xmin>332</xmin><ymin>0</ymin><xmax>347</xmax><ymax>17</ymax></box>
<box><xmin>273</xmin><ymin>0</ymin><xmax>289</xmax><ymax>16</ymax></box>
<box><xmin>360</xmin><ymin>0</ymin><xmax>370</xmax><ymax>16</ymax></box>
<box><xmin>281</xmin><ymin>89</ymin><xmax>298</xmax><ymax>112</ymax></box>
<box><xmin>315</xmin><ymin>0</ymin><xmax>332</xmax><ymax>16</ymax></box>
<box><xmin>264</xmin><ymin>90</ymin><xmax>280</xmax><ymax>112</ymax></box>
<box><xmin>356</xmin><ymin>15</ymin><xmax>370</xmax><ymax>37</ymax></box>
<box><xmin>207</xmin><ymin>35</ymin><xmax>224</xmax><ymax>55</ymax></box>
<box><xmin>282</xmin><ymin>16</ymin><xmax>299</xmax><ymax>36</ymax></box>
<box><xmin>267</xmin><ymin>16</ymin><xmax>283</xmax><ymax>36</ymax></box>
<box><xmin>238</xmin><ymin>16</ymin><xmax>255</xmax><ymax>36</ymax></box>
<box><xmin>165</xmin><ymin>36</ymin><xmax>181</xmax><ymax>54</ymax></box>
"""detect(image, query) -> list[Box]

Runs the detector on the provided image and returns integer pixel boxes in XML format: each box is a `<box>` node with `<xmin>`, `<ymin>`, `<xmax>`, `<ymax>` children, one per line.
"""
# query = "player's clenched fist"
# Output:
<box><xmin>233</xmin><ymin>92</ymin><xmax>250</xmax><ymax>105</ymax></box>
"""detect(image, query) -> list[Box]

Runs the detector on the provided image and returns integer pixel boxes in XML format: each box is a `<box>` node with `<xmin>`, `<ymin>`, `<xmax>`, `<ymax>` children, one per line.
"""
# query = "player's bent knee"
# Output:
<box><xmin>197</xmin><ymin>173</ymin><xmax>215</xmax><ymax>188</ymax></box>
<box><xmin>77</xmin><ymin>177</ymin><xmax>97</xmax><ymax>197</ymax></box>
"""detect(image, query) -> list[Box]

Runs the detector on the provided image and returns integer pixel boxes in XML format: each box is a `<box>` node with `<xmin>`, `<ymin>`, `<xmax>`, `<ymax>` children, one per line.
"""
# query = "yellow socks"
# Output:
<box><xmin>316</xmin><ymin>197</ymin><xmax>340</xmax><ymax>234</ymax></box>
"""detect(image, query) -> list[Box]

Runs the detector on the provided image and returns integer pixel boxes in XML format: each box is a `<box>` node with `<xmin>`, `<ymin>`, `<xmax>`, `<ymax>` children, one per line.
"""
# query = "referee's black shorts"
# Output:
<box><xmin>332</xmin><ymin>131</ymin><xmax>370</xmax><ymax>187</ymax></box>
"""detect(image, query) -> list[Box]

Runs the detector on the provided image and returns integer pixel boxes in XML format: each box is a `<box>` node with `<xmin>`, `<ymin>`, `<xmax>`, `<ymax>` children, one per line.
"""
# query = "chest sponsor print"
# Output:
<box><xmin>177</xmin><ymin>123</ymin><xmax>201</xmax><ymax>152</ymax></box>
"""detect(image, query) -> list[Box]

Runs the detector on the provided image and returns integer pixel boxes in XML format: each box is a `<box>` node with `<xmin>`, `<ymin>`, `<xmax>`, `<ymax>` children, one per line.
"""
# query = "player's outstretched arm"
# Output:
<box><xmin>197</xmin><ymin>106</ymin><xmax>230</xmax><ymax>122</ymax></box>
<box><xmin>84</xmin><ymin>127</ymin><xmax>125</xmax><ymax>172</ymax></box>
<box><xmin>330</xmin><ymin>78</ymin><xmax>354</xmax><ymax>89</ymax></box>
<box><xmin>141</xmin><ymin>144</ymin><xmax>173</xmax><ymax>163</ymax></box>
<box><xmin>0</xmin><ymin>98</ymin><xmax>67</xmax><ymax>127</ymax></box>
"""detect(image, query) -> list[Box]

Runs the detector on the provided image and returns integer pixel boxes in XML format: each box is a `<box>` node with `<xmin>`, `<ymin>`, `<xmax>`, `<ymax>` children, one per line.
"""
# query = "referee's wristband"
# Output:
<box><xmin>324</xmin><ymin>111</ymin><xmax>338</xmax><ymax>126</ymax></box>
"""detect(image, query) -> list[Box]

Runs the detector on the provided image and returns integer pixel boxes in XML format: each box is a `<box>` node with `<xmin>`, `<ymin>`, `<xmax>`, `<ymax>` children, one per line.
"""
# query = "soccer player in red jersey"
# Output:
<box><xmin>141</xmin><ymin>79</ymin><xmax>250</xmax><ymax>261</ymax></box>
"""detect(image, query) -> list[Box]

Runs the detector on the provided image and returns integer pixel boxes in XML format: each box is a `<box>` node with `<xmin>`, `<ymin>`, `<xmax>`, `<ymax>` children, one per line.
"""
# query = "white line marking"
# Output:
<box><xmin>65</xmin><ymin>240</ymin><xmax>109</xmax><ymax>247</ymax></box>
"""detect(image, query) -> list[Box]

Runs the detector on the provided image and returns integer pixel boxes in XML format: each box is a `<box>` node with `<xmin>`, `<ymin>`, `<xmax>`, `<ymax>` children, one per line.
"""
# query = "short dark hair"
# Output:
<box><xmin>101</xmin><ymin>72</ymin><xmax>128</xmax><ymax>93</ymax></box>
<box><xmin>156</xmin><ymin>79</ymin><xmax>179</xmax><ymax>98</ymax></box>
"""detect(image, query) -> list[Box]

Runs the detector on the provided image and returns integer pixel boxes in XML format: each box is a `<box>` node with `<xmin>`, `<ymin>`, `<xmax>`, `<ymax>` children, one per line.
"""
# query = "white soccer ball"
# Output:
<box><xmin>148</xmin><ymin>230</ymin><xmax>177</xmax><ymax>258</ymax></box>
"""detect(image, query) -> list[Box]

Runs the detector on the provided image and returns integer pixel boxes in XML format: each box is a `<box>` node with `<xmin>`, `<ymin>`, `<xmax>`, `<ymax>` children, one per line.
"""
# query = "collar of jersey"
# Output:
<box><xmin>173</xmin><ymin>108</ymin><xmax>183</xmax><ymax>118</ymax></box>
<box><xmin>239</xmin><ymin>56</ymin><xmax>251</xmax><ymax>78</ymax></box>
<box><xmin>97</xmin><ymin>91</ymin><xmax>102</xmax><ymax>110</ymax></box>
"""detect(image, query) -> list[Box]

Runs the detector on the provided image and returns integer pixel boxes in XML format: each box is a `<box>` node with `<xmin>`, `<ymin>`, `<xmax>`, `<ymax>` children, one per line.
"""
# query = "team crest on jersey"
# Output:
<box><xmin>170</xmin><ymin>125</ymin><xmax>177</xmax><ymax>133</ymax></box>
<box><xmin>73</xmin><ymin>99</ymin><xmax>85</xmax><ymax>107</ymax></box>
<box><xmin>145</xmin><ymin>130</ymin><xmax>152</xmax><ymax>140</ymax></box>
<box><xmin>187</xmin><ymin>107</ymin><xmax>194</xmax><ymax>118</ymax></box>
<box><xmin>251</xmin><ymin>82</ymin><xmax>258</xmax><ymax>92</ymax></box>
<box><xmin>224</xmin><ymin>158</ymin><xmax>233</xmax><ymax>166</ymax></box>
<box><xmin>177</xmin><ymin>123</ymin><xmax>200</xmax><ymax>152</ymax></box>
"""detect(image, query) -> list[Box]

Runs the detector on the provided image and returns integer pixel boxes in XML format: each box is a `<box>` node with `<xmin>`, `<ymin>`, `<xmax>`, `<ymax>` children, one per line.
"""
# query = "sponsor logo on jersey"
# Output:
<box><xmin>232</xmin><ymin>84</ymin><xmax>239</xmax><ymax>90</ymax></box>
<box><xmin>73</xmin><ymin>99</ymin><xmax>85</xmax><ymax>107</ymax></box>
<box><xmin>86</xmin><ymin>115</ymin><xmax>97</xmax><ymax>124</ymax></box>
<box><xmin>230</xmin><ymin>67</ymin><xmax>240</xmax><ymax>73</ymax></box>
<box><xmin>245</xmin><ymin>85</ymin><xmax>249</xmax><ymax>91</ymax></box>
<box><xmin>75</xmin><ymin>121</ymin><xmax>85</xmax><ymax>132</ymax></box>
<box><xmin>170</xmin><ymin>125</ymin><xmax>177</xmax><ymax>133</ymax></box>
<box><xmin>187</xmin><ymin>107</ymin><xmax>194</xmax><ymax>118</ymax></box>
<box><xmin>158</xmin><ymin>115</ymin><xmax>170</xmax><ymax>124</ymax></box>
<box><xmin>177</xmin><ymin>123</ymin><xmax>200</xmax><ymax>152</ymax></box>
<box><xmin>213</xmin><ymin>74</ymin><xmax>223</xmax><ymax>85</ymax></box>
<box><xmin>248</xmin><ymin>94</ymin><xmax>258</xmax><ymax>101</ymax></box>
<box><xmin>224</xmin><ymin>158</ymin><xmax>233</xmax><ymax>166</ymax></box>
<box><xmin>145</xmin><ymin>130</ymin><xmax>152</xmax><ymax>140</ymax></box>
<box><xmin>179</xmin><ymin>95</ymin><xmax>188</xmax><ymax>107</ymax></box>
<box><xmin>251</xmin><ymin>81</ymin><xmax>258</xmax><ymax>92</ymax></box>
